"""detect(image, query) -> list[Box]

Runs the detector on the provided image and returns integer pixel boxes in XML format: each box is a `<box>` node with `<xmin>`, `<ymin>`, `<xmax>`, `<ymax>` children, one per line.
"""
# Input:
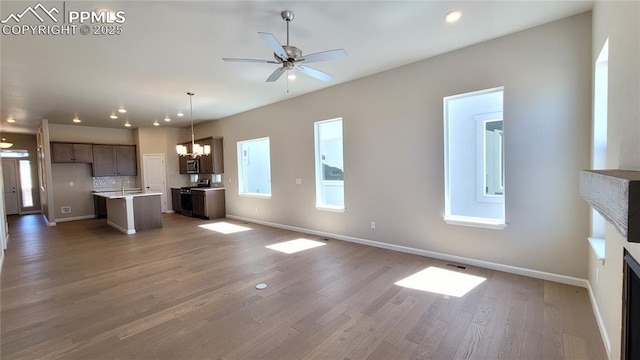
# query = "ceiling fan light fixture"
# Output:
<box><xmin>287</xmin><ymin>73</ymin><xmax>296</xmax><ymax>80</ymax></box>
<box><xmin>445</xmin><ymin>10</ymin><xmax>462</xmax><ymax>24</ymax></box>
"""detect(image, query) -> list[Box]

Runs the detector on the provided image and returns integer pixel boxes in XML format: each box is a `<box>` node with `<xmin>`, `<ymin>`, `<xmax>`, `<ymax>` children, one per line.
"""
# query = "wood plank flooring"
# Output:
<box><xmin>1</xmin><ymin>214</ymin><xmax>607</xmax><ymax>359</ymax></box>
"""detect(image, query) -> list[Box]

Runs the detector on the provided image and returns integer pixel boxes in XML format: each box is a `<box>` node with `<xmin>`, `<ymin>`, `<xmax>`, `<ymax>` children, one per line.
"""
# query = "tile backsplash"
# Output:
<box><xmin>93</xmin><ymin>176</ymin><xmax>137</xmax><ymax>191</ymax></box>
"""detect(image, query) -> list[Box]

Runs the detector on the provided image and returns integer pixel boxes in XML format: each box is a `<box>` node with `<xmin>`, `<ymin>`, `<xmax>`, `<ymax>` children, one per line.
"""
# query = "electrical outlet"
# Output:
<box><xmin>68</xmin><ymin>182</ymin><xmax>74</xmax><ymax>186</ymax></box>
<box><xmin>295</xmin><ymin>178</ymin><xmax>302</xmax><ymax>185</ymax></box>
<box><xmin>370</xmin><ymin>221</ymin><xmax>376</xmax><ymax>230</ymax></box>
<box><xmin>61</xmin><ymin>206</ymin><xmax>71</xmax><ymax>214</ymax></box>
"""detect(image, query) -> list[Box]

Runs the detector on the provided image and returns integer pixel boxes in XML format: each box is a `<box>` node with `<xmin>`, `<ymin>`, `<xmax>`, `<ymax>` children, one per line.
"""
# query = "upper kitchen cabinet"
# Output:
<box><xmin>178</xmin><ymin>142</ymin><xmax>191</xmax><ymax>174</ymax></box>
<box><xmin>198</xmin><ymin>137</ymin><xmax>224</xmax><ymax>174</ymax></box>
<box><xmin>51</xmin><ymin>142</ymin><xmax>93</xmax><ymax>163</ymax></box>
<box><xmin>92</xmin><ymin>145</ymin><xmax>137</xmax><ymax>177</ymax></box>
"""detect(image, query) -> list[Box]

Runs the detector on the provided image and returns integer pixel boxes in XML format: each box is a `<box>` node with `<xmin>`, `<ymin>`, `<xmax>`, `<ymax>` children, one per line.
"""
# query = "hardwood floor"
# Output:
<box><xmin>1</xmin><ymin>214</ymin><xmax>607</xmax><ymax>359</ymax></box>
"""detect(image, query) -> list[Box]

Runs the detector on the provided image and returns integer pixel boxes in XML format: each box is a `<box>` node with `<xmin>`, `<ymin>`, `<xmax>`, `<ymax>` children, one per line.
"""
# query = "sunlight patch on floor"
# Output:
<box><xmin>199</xmin><ymin>222</ymin><xmax>252</xmax><ymax>234</ymax></box>
<box><xmin>265</xmin><ymin>238</ymin><xmax>326</xmax><ymax>254</ymax></box>
<box><xmin>394</xmin><ymin>266</ymin><xmax>486</xmax><ymax>297</ymax></box>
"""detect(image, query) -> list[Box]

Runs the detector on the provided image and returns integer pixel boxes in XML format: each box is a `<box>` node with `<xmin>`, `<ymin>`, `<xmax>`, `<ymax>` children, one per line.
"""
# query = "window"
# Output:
<box><xmin>19</xmin><ymin>160</ymin><xmax>33</xmax><ymax>208</ymax></box>
<box><xmin>592</xmin><ymin>39</ymin><xmax>609</xmax><ymax>240</ymax></box>
<box><xmin>237</xmin><ymin>137</ymin><xmax>271</xmax><ymax>197</ymax></box>
<box><xmin>314</xmin><ymin>118</ymin><xmax>344</xmax><ymax>210</ymax></box>
<box><xmin>444</xmin><ymin>87</ymin><xmax>505</xmax><ymax>229</ymax></box>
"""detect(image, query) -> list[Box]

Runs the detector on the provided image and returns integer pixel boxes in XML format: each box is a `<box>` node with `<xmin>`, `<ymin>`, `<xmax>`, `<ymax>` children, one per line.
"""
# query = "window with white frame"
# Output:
<box><xmin>443</xmin><ymin>87</ymin><xmax>505</xmax><ymax>229</ymax></box>
<box><xmin>237</xmin><ymin>137</ymin><xmax>272</xmax><ymax>197</ymax></box>
<box><xmin>314</xmin><ymin>118</ymin><xmax>344</xmax><ymax>210</ymax></box>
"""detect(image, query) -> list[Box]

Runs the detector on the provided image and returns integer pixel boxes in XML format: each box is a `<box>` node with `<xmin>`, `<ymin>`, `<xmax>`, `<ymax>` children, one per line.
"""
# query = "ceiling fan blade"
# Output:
<box><xmin>266</xmin><ymin>67</ymin><xmax>286</xmax><ymax>82</ymax></box>
<box><xmin>258</xmin><ymin>32</ymin><xmax>288</xmax><ymax>60</ymax></box>
<box><xmin>299</xmin><ymin>49</ymin><xmax>347</xmax><ymax>64</ymax></box>
<box><xmin>222</xmin><ymin>58</ymin><xmax>279</xmax><ymax>64</ymax></box>
<box><xmin>298</xmin><ymin>65</ymin><xmax>333</xmax><ymax>82</ymax></box>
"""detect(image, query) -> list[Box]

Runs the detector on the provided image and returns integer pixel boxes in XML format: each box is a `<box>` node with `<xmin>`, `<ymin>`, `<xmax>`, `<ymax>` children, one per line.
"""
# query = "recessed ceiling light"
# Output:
<box><xmin>7</xmin><ymin>117</ymin><xmax>15</xmax><ymax>123</ymax></box>
<box><xmin>124</xmin><ymin>122</ymin><xmax>131</xmax><ymax>127</ymax></box>
<box><xmin>118</xmin><ymin>107</ymin><xmax>127</xmax><ymax>113</ymax></box>
<box><xmin>73</xmin><ymin>117</ymin><xmax>82</xmax><ymax>123</ymax></box>
<box><xmin>288</xmin><ymin>73</ymin><xmax>297</xmax><ymax>80</ymax></box>
<box><xmin>445</xmin><ymin>10</ymin><xmax>462</xmax><ymax>24</ymax></box>
<box><xmin>164</xmin><ymin>117</ymin><xmax>171</xmax><ymax>122</ymax></box>
<box><xmin>153</xmin><ymin>121</ymin><xmax>159</xmax><ymax>126</ymax></box>
<box><xmin>110</xmin><ymin>114</ymin><xmax>118</xmax><ymax>119</ymax></box>
<box><xmin>177</xmin><ymin>112</ymin><xmax>184</xmax><ymax>117</ymax></box>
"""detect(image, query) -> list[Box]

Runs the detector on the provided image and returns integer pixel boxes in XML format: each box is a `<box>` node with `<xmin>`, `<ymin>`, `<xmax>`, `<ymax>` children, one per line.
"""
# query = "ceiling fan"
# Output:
<box><xmin>222</xmin><ymin>10</ymin><xmax>347</xmax><ymax>83</ymax></box>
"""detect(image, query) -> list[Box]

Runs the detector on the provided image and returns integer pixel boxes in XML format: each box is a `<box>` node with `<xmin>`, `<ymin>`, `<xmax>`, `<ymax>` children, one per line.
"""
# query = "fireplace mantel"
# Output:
<box><xmin>580</xmin><ymin>170</ymin><xmax>640</xmax><ymax>243</ymax></box>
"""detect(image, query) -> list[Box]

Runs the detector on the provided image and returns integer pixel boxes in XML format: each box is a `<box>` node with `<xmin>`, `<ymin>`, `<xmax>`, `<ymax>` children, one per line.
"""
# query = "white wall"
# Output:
<box><xmin>197</xmin><ymin>13</ymin><xmax>593</xmax><ymax>278</ymax></box>
<box><xmin>588</xmin><ymin>1</ymin><xmax>640</xmax><ymax>358</ymax></box>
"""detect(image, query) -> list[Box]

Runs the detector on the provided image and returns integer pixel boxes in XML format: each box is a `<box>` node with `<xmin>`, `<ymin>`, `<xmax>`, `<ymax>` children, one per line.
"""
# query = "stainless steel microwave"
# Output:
<box><xmin>186</xmin><ymin>159</ymin><xmax>200</xmax><ymax>173</ymax></box>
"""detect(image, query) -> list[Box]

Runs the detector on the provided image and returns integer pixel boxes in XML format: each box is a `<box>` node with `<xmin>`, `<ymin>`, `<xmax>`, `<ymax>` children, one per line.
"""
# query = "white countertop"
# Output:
<box><xmin>93</xmin><ymin>190</ymin><xmax>162</xmax><ymax>199</ymax></box>
<box><xmin>191</xmin><ymin>187</ymin><xmax>226</xmax><ymax>192</ymax></box>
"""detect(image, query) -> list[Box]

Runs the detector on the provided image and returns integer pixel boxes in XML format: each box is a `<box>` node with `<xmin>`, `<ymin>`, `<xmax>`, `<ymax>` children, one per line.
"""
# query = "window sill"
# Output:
<box><xmin>316</xmin><ymin>205</ymin><xmax>345</xmax><ymax>213</ymax></box>
<box><xmin>443</xmin><ymin>215</ymin><xmax>507</xmax><ymax>230</ymax></box>
<box><xmin>239</xmin><ymin>193</ymin><xmax>272</xmax><ymax>199</ymax></box>
<box><xmin>588</xmin><ymin>237</ymin><xmax>605</xmax><ymax>263</ymax></box>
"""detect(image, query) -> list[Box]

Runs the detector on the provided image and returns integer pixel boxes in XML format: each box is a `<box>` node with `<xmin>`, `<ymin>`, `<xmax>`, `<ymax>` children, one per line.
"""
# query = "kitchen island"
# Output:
<box><xmin>93</xmin><ymin>191</ymin><xmax>163</xmax><ymax>234</ymax></box>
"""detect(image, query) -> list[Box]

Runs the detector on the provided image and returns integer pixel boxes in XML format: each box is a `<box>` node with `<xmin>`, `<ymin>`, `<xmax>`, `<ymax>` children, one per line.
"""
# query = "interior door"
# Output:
<box><xmin>2</xmin><ymin>159</ymin><xmax>20</xmax><ymax>215</ymax></box>
<box><xmin>142</xmin><ymin>154</ymin><xmax>167</xmax><ymax>213</ymax></box>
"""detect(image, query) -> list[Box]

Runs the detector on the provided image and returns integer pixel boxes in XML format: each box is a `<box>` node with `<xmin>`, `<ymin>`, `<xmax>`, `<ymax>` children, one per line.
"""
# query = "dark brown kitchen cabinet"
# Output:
<box><xmin>198</xmin><ymin>137</ymin><xmax>224</xmax><ymax>174</ymax></box>
<box><xmin>178</xmin><ymin>142</ymin><xmax>191</xmax><ymax>174</ymax></box>
<box><xmin>192</xmin><ymin>189</ymin><xmax>225</xmax><ymax>220</ymax></box>
<box><xmin>92</xmin><ymin>145</ymin><xmax>137</xmax><ymax>177</ymax></box>
<box><xmin>93</xmin><ymin>195</ymin><xmax>107</xmax><ymax>218</ymax></box>
<box><xmin>171</xmin><ymin>188</ymin><xmax>181</xmax><ymax>214</ymax></box>
<box><xmin>51</xmin><ymin>142</ymin><xmax>93</xmax><ymax>163</ymax></box>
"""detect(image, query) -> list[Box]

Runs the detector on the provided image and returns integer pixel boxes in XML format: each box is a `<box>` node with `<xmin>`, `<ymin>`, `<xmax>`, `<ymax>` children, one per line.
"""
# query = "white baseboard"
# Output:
<box><xmin>587</xmin><ymin>281</ymin><xmax>612</xmax><ymax>359</ymax></box>
<box><xmin>43</xmin><ymin>214</ymin><xmax>56</xmax><ymax>226</ymax></box>
<box><xmin>165</xmin><ymin>210</ymin><xmax>175</xmax><ymax>214</ymax></box>
<box><xmin>19</xmin><ymin>210</ymin><xmax>42</xmax><ymax>215</ymax></box>
<box><xmin>107</xmin><ymin>220</ymin><xmax>135</xmax><ymax>235</ymax></box>
<box><xmin>227</xmin><ymin>214</ymin><xmax>588</xmax><ymax>288</ymax></box>
<box><xmin>55</xmin><ymin>215</ymin><xmax>96</xmax><ymax>223</ymax></box>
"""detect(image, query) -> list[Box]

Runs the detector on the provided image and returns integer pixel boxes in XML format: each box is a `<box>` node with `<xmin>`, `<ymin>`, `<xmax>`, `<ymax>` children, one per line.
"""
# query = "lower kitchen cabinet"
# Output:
<box><xmin>192</xmin><ymin>189</ymin><xmax>225</xmax><ymax>220</ymax></box>
<box><xmin>94</xmin><ymin>195</ymin><xmax>107</xmax><ymax>218</ymax></box>
<box><xmin>171</xmin><ymin>188</ymin><xmax>181</xmax><ymax>214</ymax></box>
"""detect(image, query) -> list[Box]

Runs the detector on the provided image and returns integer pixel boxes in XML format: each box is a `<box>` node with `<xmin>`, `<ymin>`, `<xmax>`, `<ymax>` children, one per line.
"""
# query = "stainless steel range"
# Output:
<box><xmin>180</xmin><ymin>178</ymin><xmax>210</xmax><ymax>217</ymax></box>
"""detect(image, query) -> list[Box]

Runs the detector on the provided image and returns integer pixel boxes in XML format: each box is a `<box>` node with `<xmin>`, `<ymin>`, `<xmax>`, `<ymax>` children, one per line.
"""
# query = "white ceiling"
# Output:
<box><xmin>0</xmin><ymin>0</ymin><xmax>593</xmax><ymax>134</ymax></box>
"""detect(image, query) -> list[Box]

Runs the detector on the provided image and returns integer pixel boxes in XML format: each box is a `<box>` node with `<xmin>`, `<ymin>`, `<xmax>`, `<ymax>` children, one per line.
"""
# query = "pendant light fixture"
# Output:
<box><xmin>176</xmin><ymin>92</ymin><xmax>211</xmax><ymax>158</ymax></box>
<box><xmin>0</xmin><ymin>137</ymin><xmax>13</xmax><ymax>149</ymax></box>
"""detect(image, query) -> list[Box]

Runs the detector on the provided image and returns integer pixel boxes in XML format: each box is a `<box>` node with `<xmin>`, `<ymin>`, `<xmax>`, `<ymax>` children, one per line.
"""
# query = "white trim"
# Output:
<box><xmin>19</xmin><ymin>210</ymin><xmax>42</xmax><ymax>215</ymax></box>
<box><xmin>165</xmin><ymin>210</ymin><xmax>175</xmax><ymax>214</ymax></box>
<box><xmin>43</xmin><ymin>214</ymin><xmax>56</xmax><ymax>226</ymax></box>
<box><xmin>226</xmin><ymin>214</ymin><xmax>585</xmax><ymax>288</ymax></box>
<box><xmin>587</xmin><ymin>281</ymin><xmax>612</xmax><ymax>358</ymax></box>
<box><xmin>107</xmin><ymin>220</ymin><xmax>136</xmax><ymax>235</ymax></box>
<box><xmin>588</xmin><ymin>237</ymin><xmax>606</xmax><ymax>264</ymax></box>
<box><xmin>316</xmin><ymin>205</ymin><xmax>345</xmax><ymax>213</ymax></box>
<box><xmin>0</xmin><ymin>251</ymin><xmax>4</xmax><ymax>274</ymax></box>
<box><xmin>55</xmin><ymin>215</ymin><xmax>96</xmax><ymax>223</ymax></box>
<box><xmin>238</xmin><ymin>193</ymin><xmax>272</xmax><ymax>199</ymax></box>
<box><xmin>443</xmin><ymin>215</ymin><xmax>507</xmax><ymax>230</ymax></box>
